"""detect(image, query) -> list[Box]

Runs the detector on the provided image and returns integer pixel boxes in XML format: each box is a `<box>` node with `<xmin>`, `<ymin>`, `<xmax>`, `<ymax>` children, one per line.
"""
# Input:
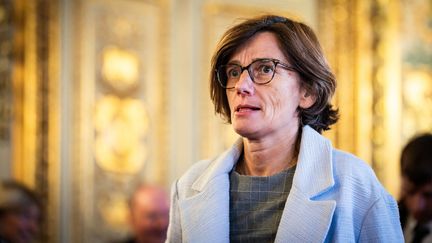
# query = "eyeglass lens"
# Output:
<box><xmin>217</xmin><ymin>59</ymin><xmax>277</xmax><ymax>89</ymax></box>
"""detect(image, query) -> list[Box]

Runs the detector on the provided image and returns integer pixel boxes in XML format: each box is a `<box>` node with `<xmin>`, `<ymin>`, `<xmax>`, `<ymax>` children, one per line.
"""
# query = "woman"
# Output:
<box><xmin>167</xmin><ymin>15</ymin><xmax>403</xmax><ymax>242</ymax></box>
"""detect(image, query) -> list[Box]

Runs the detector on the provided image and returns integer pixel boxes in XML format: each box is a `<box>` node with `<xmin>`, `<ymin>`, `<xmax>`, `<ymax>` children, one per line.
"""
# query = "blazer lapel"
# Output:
<box><xmin>178</xmin><ymin>139</ymin><xmax>243</xmax><ymax>243</ymax></box>
<box><xmin>275</xmin><ymin>126</ymin><xmax>336</xmax><ymax>242</ymax></box>
<box><xmin>179</xmin><ymin>175</ymin><xmax>231</xmax><ymax>242</ymax></box>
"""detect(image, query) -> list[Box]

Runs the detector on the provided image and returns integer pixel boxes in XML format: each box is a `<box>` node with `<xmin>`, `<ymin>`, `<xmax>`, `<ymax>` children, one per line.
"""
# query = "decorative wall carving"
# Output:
<box><xmin>9</xmin><ymin>0</ymin><xmax>60</xmax><ymax>242</ymax></box>
<box><xmin>400</xmin><ymin>0</ymin><xmax>432</xmax><ymax>140</ymax></box>
<box><xmin>94</xmin><ymin>95</ymin><xmax>149</xmax><ymax>174</ymax></box>
<box><xmin>317</xmin><ymin>0</ymin><xmax>432</xmax><ymax>197</ymax></box>
<box><xmin>0</xmin><ymin>0</ymin><xmax>12</xmax><ymax>142</ymax></box>
<box><xmin>0</xmin><ymin>0</ymin><xmax>13</xmax><ymax>178</ymax></box>
<box><xmin>369</xmin><ymin>0</ymin><xmax>401</xmax><ymax>195</ymax></box>
<box><xmin>326</xmin><ymin>0</ymin><xmax>397</xmax><ymax>191</ymax></box>
<box><xmin>73</xmin><ymin>0</ymin><xmax>168</xmax><ymax>242</ymax></box>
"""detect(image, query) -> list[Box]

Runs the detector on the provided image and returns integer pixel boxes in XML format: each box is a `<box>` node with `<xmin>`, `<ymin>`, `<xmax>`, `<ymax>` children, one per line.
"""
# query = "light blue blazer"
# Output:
<box><xmin>166</xmin><ymin>126</ymin><xmax>403</xmax><ymax>242</ymax></box>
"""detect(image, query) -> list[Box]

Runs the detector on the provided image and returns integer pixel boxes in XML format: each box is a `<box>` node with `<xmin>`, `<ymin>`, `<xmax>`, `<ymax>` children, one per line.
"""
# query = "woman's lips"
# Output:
<box><xmin>235</xmin><ymin>104</ymin><xmax>260</xmax><ymax>114</ymax></box>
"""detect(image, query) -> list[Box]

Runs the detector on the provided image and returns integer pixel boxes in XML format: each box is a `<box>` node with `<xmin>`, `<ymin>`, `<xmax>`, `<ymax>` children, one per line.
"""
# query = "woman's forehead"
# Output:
<box><xmin>229</xmin><ymin>32</ymin><xmax>287</xmax><ymax>64</ymax></box>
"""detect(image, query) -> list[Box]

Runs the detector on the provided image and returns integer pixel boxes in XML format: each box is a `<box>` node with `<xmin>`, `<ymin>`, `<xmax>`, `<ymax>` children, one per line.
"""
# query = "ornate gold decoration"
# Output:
<box><xmin>98</xmin><ymin>193</ymin><xmax>129</xmax><ymax>229</ymax></box>
<box><xmin>12</xmin><ymin>0</ymin><xmax>38</xmax><ymax>189</ymax></box>
<box><xmin>402</xmin><ymin>69</ymin><xmax>432</xmax><ymax>136</ymax></box>
<box><xmin>403</xmin><ymin>70</ymin><xmax>431</xmax><ymax>108</ymax></box>
<box><xmin>400</xmin><ymin>0</ymin><xmax>432</xmax><ymax>141</ymax></box>
<box><xmin>94</xmin><ymin>95</ymin><xmax>149</xmax><ymax>174</ymax></box>
<box><xmin>10</xmin><ymin>0</ymin><xmax>62</xmax><ymax>242</ymax></box>
<box><xmin>319</xmin><ymin>0</ymin><xmax>403</xmax><ymax>196</ymax></box>
<box><xmin>101</xmin><ymin>45</ymin><xmax>140</xmax><ymax>92</ymax></box>
<box><xmin>73</xmin><ymin>0</ymin><xmax>168</xmax><ymax>242</ymax></box>
<box><xmin>409</xmin><ymin>0</ymin><xmax>432</xmax><ymax>44</ymax></box>
<box><xmin>0</xmin><ymin>1</ymin><xmax>12</xmax><ymax>143</ymax></box>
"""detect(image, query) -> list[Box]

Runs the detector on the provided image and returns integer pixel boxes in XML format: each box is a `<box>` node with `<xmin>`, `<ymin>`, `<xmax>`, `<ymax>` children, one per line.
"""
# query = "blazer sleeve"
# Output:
<box><xmin>166</xmin><ymin>180</ymin><xmax>182</xmax><ymax>243</ymax></box>
<box><xmin>358</xmin><ymin>193</ymin><xmax>404</xmax><ymax>242</ymax></box>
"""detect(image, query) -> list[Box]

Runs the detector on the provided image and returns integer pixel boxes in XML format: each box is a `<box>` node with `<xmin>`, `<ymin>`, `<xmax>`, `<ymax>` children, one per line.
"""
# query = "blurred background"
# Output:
<box><xmin>0</xmin><ymin>0</ymin><xmax>430</xmax><ymax>242</ymax></box>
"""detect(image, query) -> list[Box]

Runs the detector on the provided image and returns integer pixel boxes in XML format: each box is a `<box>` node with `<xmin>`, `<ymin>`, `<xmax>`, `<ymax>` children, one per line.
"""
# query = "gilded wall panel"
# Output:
<box><xmin>318</xmin><ymin>0</ymin><xmax>428</xmax><ymax>197</ymax></box>
<box><xmin>12</xmin><ymin>0</ymin><xmax>39</xmax><ymax>190</ymax></box>
<box><xmin>74</xmin><ymin>0</ymin><xmax>168</xmax><ymax>242</ymax></box>
<box><xmin>318</xmin><ymin>0</ymin><xmax>368</xmax><ymax>160</ymax></box>
<box><xmin>370</xmin><ymin>0</ymin><xmax>402</xmax><ymax>197</ymax></box>
<box><xmin>400</xmin><ymin>0</ymin><xmax>432</xmax><ymax>140</ymax></box>
<box><xmin>8</xmin><ymin>0</ymin><xmax>61</xmax><ymax>242</ymax></box>
<box><xmin>0</xmin><ymin>0</ymin><xmax>13</xmax><ymax>178</ymax></box>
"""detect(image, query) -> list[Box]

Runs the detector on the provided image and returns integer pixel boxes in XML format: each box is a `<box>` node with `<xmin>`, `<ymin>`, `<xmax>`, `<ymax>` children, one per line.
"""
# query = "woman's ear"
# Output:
<box><xmin>299</xmin><ymin>89</ymin><xmax>316</xmax><ymax>109</ymax></box>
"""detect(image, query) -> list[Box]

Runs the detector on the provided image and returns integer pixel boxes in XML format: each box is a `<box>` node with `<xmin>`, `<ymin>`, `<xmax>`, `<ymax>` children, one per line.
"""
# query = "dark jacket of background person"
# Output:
<box><xmin>0</xmin><ymin>180</ymin><xmax>42</xmax><ymax>243</ymax></box>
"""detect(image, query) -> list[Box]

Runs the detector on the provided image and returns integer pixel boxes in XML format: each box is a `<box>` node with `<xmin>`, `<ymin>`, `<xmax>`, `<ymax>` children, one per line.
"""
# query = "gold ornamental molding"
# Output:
<box><xmin>101</xmin><ymin>46</ymin><xmax>140</xmax><ymax>92</ymax></box>
<box><xmin>73</xmin><ymin>0</ymin><xmax>169</xmax><ymax>242</ymax></box>
<box><xmin>94</xmin><ymin>95</ymin><xmax>149</xmax><ymax>174</ymax></box>
<box><xmin>319</xmin><ymin>0</ymin><xmax>402</xmax><ymax>197</ymax></box>
<box><xmin>369</xmin><ymin>0</ymin><xmax>402</xmax><ymax>197</ymax></box>
<box><xmin>400</xmin><ymin>0</ymin><xmax>432</xmax><ymax>139</ymax></box>
<box><xmin>11</xmin><ymin>0</ymin><xmax>61</xmax><ymax>242</ymax></box>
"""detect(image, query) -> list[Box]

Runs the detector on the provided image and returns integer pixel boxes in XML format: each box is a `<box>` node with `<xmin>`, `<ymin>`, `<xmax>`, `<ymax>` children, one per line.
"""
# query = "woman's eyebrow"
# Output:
<box><xmin>226</xmin><ymin>60</ymin><xmax>241</xmax><ymax>65</ymax></box>
<box><xmin>226</xmin><ymin>57</ymin><xmax>275</xmax><ymax>66</ymax></box>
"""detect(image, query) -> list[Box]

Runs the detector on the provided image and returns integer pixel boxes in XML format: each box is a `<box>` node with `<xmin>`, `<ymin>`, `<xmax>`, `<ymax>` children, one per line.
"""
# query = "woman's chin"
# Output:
<box><xmin>233</xmin><ymin>126</ymin><xmax>262</xmax><ymax>139</ymax></box>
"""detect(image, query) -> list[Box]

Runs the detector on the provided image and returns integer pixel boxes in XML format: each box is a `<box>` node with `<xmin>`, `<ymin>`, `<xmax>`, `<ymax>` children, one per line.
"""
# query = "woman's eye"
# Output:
<box><xmin>228</xmin><ymin>69</ymin><xmax>240</xmax><ymax>78</ymax></box>
<box><xmin>259</xmin><ymin>65</ymin><xmax>274</xmax><ymax>74</ymax></box>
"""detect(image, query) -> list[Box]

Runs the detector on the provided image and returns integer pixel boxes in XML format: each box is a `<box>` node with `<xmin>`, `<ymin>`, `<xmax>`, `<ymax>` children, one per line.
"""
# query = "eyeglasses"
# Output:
<box><xmin>215</xmin><ymin>58</ymin><xmax>296</xmax><ymax>89</ymax></box>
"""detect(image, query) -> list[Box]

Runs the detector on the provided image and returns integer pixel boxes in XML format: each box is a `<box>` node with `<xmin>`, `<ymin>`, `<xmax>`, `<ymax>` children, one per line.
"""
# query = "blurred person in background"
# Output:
<box><xmin>120</xmin><ymin>184</ymin><xmax>169</xmax><ymax>243</ymax></box>
<box><xmin>399</xmin><ymin>134</ymin><xmax>432</xmax><ymax>243</ymax></box>
<box><xmin>0</xmin><ymin>180</ymin><xmax>42</xmax><ymax>243</ymax></box>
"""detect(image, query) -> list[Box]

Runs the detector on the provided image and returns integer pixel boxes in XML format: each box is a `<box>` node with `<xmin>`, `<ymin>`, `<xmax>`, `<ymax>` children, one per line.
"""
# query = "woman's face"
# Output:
<box><xmin>226</xmin><ymin>32</ymin><xmax>314</xmax><ymax>140</ymax></box>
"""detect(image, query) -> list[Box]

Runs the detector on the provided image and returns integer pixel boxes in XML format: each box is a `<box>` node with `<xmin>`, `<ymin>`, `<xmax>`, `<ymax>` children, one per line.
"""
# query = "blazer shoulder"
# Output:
<box><xmin>332</xmin><ymin>149</ymin><xmax>375</xmax><ymax>177</ymax></box>
<box><xmin>332</xmin><ymin>149</ymin><xmax>389</xmax><ymax>198</ymax></box>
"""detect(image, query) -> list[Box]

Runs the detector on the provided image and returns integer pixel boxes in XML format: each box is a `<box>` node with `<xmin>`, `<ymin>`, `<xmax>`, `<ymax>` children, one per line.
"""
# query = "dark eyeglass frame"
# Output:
<box><xmin>215</xmin><ymin>58</ymin><xmax>296</xmax><ymax>89</ymax></box>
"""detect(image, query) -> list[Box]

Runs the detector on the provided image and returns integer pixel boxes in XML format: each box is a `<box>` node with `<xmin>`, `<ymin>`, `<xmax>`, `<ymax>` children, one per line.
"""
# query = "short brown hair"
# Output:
<box><xmin>0</xmin><ymin>180</ymin><xmax>42</xmax><ymax>217</ymax></box>
<box><xmin>210</xmin><ymin>15</ymin><xmax>339</xmax><ymax>133</ymax></box>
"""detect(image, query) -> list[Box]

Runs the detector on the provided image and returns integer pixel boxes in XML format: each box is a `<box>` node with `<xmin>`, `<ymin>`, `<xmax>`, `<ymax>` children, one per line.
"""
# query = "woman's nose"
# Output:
<box><xmin>235</xmin><ymin>70</ymin><xmax>255</xmax><ymax>95</ymax></box>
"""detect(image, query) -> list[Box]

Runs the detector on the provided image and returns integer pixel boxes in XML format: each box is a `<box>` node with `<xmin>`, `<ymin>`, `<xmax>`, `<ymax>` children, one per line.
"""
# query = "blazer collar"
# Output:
<box><xmin>294</xmin><ymin>125</ymin><xmax>335</xmax><ymax>197</ymax></box>
<box><xmin>191</xmin><ymin>138</ymin><xmax>243</xmax><ymax>192</ymax></box>
<box><xmin>275</xmin><ymin>125</ymin><xmax>336</xmax><ymax>242</ymax></box>
<box><xmin>191</xmin><ymin>125</ymin><xmax>334</xmax><ymax>196</ymax></box>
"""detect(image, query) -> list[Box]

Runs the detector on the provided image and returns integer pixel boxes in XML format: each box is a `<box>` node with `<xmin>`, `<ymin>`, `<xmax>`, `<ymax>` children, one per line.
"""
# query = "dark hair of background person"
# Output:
<box><xmin>210</xmin><ymin>15</ymin><xmax>339</xmax><ymax>133</ymax></box>
<box><xmin>0</xmin><ymin>180</ymin><xmax>42</xmax><ymax>218</ymax></box>
<box><xmin>400</xmin><ymin>134</ymin><xmax>432</xmax><ymax>186</ymax></box>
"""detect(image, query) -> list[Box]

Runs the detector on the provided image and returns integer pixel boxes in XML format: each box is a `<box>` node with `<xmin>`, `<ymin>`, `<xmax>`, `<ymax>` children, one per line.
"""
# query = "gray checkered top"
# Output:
<box><xmin>229</xmin><ymin>165</ymin><xmax>296</xmax><ymax>243</ymax></box>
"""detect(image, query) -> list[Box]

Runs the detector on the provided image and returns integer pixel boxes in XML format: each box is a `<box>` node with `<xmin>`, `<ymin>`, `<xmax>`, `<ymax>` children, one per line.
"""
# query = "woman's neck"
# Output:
<box><xmin>238</xmin><ymin>128</ymin><xmax>301</xmax><ymax>176</ymax></box>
